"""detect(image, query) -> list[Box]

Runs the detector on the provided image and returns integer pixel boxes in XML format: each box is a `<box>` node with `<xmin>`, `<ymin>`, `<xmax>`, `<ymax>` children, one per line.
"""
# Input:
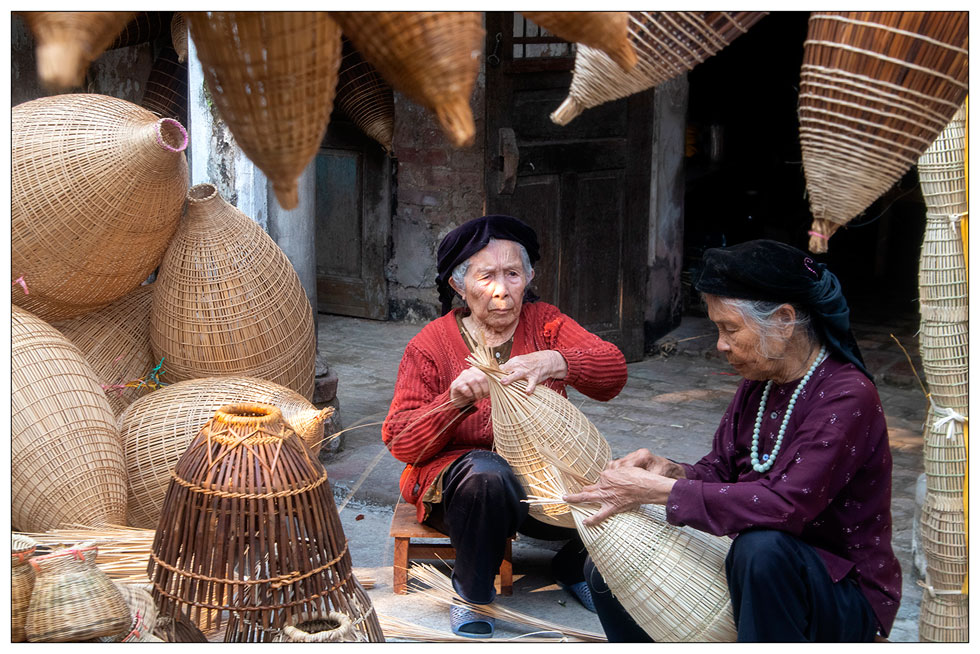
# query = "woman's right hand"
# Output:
<box><xmin>608</xmin><ymin>448</ymin><xmax>685</xmax><ymax>479</ymax></box>
<box><xmin>449</xmin><ymin>367</ymin><xmax>491</xmax><ymax>409</ymax></box>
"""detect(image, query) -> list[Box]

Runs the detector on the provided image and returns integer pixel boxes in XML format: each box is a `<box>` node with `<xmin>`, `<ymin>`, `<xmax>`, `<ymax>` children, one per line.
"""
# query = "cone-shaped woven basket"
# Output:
<box><xmin>52</xmin><ymin>284</ymin><xmax>156</xmax><ymax>417</ymax></box>
<box><xmin>18</xmin><ymin>11</ymin><xmax>135</xmax><ymax>89</ymax></box>
<box><xmin>11</xmin><ymin>306</ymin><xmax>127</xmax><ymax>533</ymax></box>
<box><xmin>119</xmin><ymin>375</ymin><xmax>333</xmax><ymax>529</ymax></box>
<box><xmin>148</xmin><ymin>403</ymin><xmax>384</xmax><ymax>642</ymax></box>
<box><xmin>26</xmin><ymin>542</ymin><xmax>131</xmax><ymax>642</ymax></box>
<box><xmin>919</xmin><ymin>492</ymin><xmax>968</xmax><ymax>592</ymax></box>
<box><xmin>140</xmin><ymin>44</ymin><xmax>188</xmax><ymax>127</ymax></box>
<box><xmin>330</xmin><ymin>11</ymin><xmax>484</xmax><ymax>147</ymax></box>
<box><xmin>551</xmin><ymin>11</ymin><xmax>767</xmax><ymax>126</ymax></box>
<box><xmin>107</xmin><ymin>12</ymin><xmax>170</xmax><ymax>50</ymax></box>
<box><xmin>96</xmin><ymin>582</ymin><xmax>159</xmax><ymax>642</ymax></box>
<box><xmin>186</xmin><ymin>12</ymin><xmax>342</xmax><ymax>209</ymax></box>
<box><xmin>467</xmin><ymin>347</ymin><xmax>611</xmax><ymax>528</ymax></box>
<box><xmin>336</xmin><ymin>38</ymin><xmax>395</xmax><ymax>152</ymax></box>
<box><xmin>12</xmin><ymin>94</ymin><xmax>189</xmax><ymax>322</ymax></box>
<box><xmin>12</xmin><ymin>534</ymin><xmax>38</xmax><ymax>642</ymax></box>
<box><xmin>522</xmin><ymin>11</ymin><xmax>637</xmax><ymax>71</ymax></box>
<box><xmin>171</xmin><ymin>12</ymin><xmax>187</xmax><ymax>62</ymax></box>
<box><xmin>150</xmin><ymin>183</ymin><xmax>316</xmax><ymax>398</ymax></box>
<box><xmin>919</xmin><ymin>319</ymin><xmax>969</xmax><ymax>412</ymax></box>
<box><xmin>919</xmin><ymin>591</ymin><xmax>969</xmax><ymax>642</ymax></box>
<box><xmin>800</xmin><ymin>12</ymin><xmax>970</xmax><ymax>253</ymax></box>
<box><xmin>922</xmin><ymin>406</ymin><xmax>968</xmax><ymax>497</ymax></box>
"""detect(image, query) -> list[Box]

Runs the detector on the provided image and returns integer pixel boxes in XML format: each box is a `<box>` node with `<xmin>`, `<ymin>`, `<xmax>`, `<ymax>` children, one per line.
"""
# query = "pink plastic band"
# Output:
<box><xmin>156</xmin><ymin>118</ymin><xmax>189</xmax><ymax>153</ymax></box>
<box><xmin>808</xmin><ymin>230</ymin><xmax>829</xmax><ymax>240</ymax></box>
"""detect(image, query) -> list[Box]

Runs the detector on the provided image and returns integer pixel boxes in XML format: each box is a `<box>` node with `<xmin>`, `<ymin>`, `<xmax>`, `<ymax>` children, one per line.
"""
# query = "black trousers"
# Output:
<box><xmin>423</xmin><ymin>450</ymin><xmax>588</xmax><ymax>604</ymax></box>
<box><xmin>584</xmin><ymin>528</ymin><xmax>878</xmax><ymax>642</ymax></box>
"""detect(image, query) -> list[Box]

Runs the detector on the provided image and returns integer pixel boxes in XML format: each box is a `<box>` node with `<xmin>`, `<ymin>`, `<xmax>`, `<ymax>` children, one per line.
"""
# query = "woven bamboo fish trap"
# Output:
<box><xmin>141</xmin><ymin>44</ymin><xmax>188</xmax><ymax>127</ymax></box>
<box><xmin>186</xmin><ymin>11</ymin><xmax>342</xmax><ymax>209</ymax></box>
<box><xmin>922</xmin><ymin>406</ymin><xmax>968</xmax><ymax>497</ymax></box>
<box><xmin>919</xmin><ymin>320</ymin><xmax>969</xmax><ymax>411</ymax></box>
<box><xmin>95</xmin><ymin>582</ymin><xmax>159</xmax><ymax>642</ymax></box>
<box><xmin>330</xmin><ymin>11</ymin><xmax>484</xmax><ymax>147</ymax></box>
<box><xmin>107</xmin><ymin>12</ymin><xmax>171</xmax><ymax>50</ymax></box>
<box><xmin>12</xmin><ymin>93</ymin><xmax>189</xmax><ymax>322</ymax></box>
<box><xmin>52</xmin><ymin>285</ymin><xmax>156</xmax><ymax>417</ymax></box>
<box><xmin>335</xmin><ymin>39</ymin><xmax>395</xmax><ymax>152</ymax></box>
<box><xmin>273</xmin><ymin>611</ymin><xmax>359</xmax><ymax>642</ymax></box>
<box><xmin>150</xmin><ymin>183</ymin><xmax>316</xmax><ymax>398</ymax></box>
<box><xmin>18</xmin><ymin>11</ymin><xmax>135</xmax><ymax>88</ymax></box>
<box><xmin>171</xmin><ymin>12</ymin><xmax>188</xmax><ymax>62</ymax></box>
<box><xmin>119</xmin><ymin>375</ymin><xmax>334</xmax><ymax>528</ymax></box>
<box><xmin>11</xmin><ymin>306</ymin><xmax>128</xmax><ymax>534</ymax></box>
<box><xmin>918</xmin><ymin>214</ymin><xmax>968</xmax><ymax>325</ymax></box>
<box><xmin>12</xmin><ymin>534</ymin><xmax>38</xmax><ymax>642</ymax></box>
<box><xmin>26</xmin><ymin>542</ymin><xmax>131</xmax><ymax>642</ymax></box>
<box><xmin>467</xmin><ymin>347</ymin><xmax>611</xmax><ymax>528</ymax></box>
<box><xmin>919</xmin><ymin>492</ymin><xmax>968</xmax><ymax>592</ymax></box>
<box><xmin>148</xmin><ymin>403</ymin><xmax>384</xmax><ymax>642</ymax></box>
<box><xmin>800</xmin><ymin>12</ymin><xmax>970</xmax><ymax>253</ymax></box>
<box><xmin>521</xmin><ymin>11</ymin><xmax>637</xmax><ymax>71</ymax></box>
<box><xmin>551</xmin><ymin>11</ymin><xmax>767</xmax><ymax>126</ymax></box>
<box><xmin>919</xmin><ymin>592</ymin><xmax>969</xmax><ymax>642</ymax></box>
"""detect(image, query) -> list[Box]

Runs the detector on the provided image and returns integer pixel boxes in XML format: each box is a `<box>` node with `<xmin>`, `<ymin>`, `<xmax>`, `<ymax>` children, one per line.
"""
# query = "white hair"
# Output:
<box><xmin>719</xmin><ymin>297</ymin><xmax>819</xmax><ymax>358</ymax></box>
<box><xmin>450</xmin><ymin>237</ymin><xmax>534</xmax><ymax>293</ymax></box>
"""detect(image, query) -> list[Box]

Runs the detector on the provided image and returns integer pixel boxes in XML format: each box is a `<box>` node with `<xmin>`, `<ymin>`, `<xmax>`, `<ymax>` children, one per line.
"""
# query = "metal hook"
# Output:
<box><xmin>487</xmin><ymin>32</ymin><xmax>502</xmax><ymax>66</ymax></box>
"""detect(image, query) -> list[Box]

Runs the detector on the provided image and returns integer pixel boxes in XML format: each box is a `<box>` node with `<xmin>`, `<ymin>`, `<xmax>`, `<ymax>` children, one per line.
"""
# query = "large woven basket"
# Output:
<box><xmin>187</xmin><ymin>11</ymin><xmax>342</xmax><ymax>209</ymax></box>
<box><xmin>140</xmin><ymin>44</ymin><xmax>188</xmax><ymax>127</ymax></box>
<box><xmin>18</xmin><ymin>11</ymin><xmax>135</xmax><ymax>88</ymax></box>
<box><xmin>467</xmin><ymin>348</ymin><xmax>611</xmax><ymax>528</ymax></box>
<box><xmin>330</xmin><ymin>11</ymin><xmax>484</xmax><ymax>147</ymax></box>
<box><xmin>551</xmin><ymin>11</ymin><xmax>767</xmax><ymax>126</ymax></box>
<box><xmin>96</xmin><ymin>582</ymin><xmax>159</xmax><ymax>643</ymax></box>
<box><xmin>919</xmin><ymin>492</ymin><xmax>968</xmax><ymax>592</ymax></box>
<box><xmin>107</xmin><ymin>11</ymin><xmax>171</xmax><ymax>50</ymax></box>
<box><xmin>26</xmin><ymin>543</ymin><xmax>131</xmax><ymax>642</ymax></box>
<box><xmin>522</xmin><ymin>11</ymin><xmax>636</xmax><ymax>71</ymax></box>
<box><xmin>919</xmin><ymin>591</ymin><xmax>969</xmax><ymax>642</ymax></box>
<box><xmin>52</xmin><ymin>284</ymin><xmax>156</xmax><ymax>417</ymax></box>
<box><xmin>922</xmin><ymin>408</ymin><xmax>968</xmax><ymax>498</ymax></box>
<box><xmin>12</xmin><ymin>534</ymin><xmax>38</xmax><ymax>642</ymax></box>
<box><xmin>150</xmin><ymin>183</ymin><xmax>316</xmax><ymax>398</ymax></box>
<box><xmin>335</xmin><ymin>38</ymin><xmax>395</xmax><ymax>152</ymax></box>
<box><xmin>149</xmin><ymin>403</ymin><xmax>384</xmax><ymax>642</ymax></box>
<box><xmin>119</xmin><ymin>375</ymin><xmax>333</xmax><ymax>529</ymax></box>
<box><xmin>171</xmin><ymin>12</ymin><xmax>187</xmax><ymax>62</ymax></box>
<box><xmin>11</xmin><ymin>306</ymin><xmax>127</xmax><ymax>533</ymax></box>
<box><xmin>800</xmin><ymin>12</ymin><xmax>969</xmax><ymax>253</ymax></box>
<box><xmin>12</xmin><ymin>94</ymin><xmax>189</xmax><ymax>322</ymax></box>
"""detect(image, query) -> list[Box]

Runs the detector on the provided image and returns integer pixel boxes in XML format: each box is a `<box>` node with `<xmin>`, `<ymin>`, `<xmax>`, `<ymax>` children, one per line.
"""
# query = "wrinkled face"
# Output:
<box><xmin>705</xmin><ymin>294</ymin><xmax>783</xmax><ymax>381</ymax></box>
<box><xmin>452</xmin><ymin>239</ymin><xmax>532</xmax><ymax>332</ymax></box>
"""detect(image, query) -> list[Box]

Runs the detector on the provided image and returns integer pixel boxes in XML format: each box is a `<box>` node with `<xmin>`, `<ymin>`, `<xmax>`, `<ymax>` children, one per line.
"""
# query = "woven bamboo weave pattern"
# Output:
<box><xmin>26</xmin><ymin>543</ymin><xmax>131</xmax><ymax>642</ymax></box>
<box><xmin>96</xmin><ymin>582</ymin><xmax>159</xmax><ymax>642</ymax></box>
<box><xmin>12</xmin><ymin>94</ymin><xmax>189</xmax><ymax>321</ymax></box>
<box><xmin>800</xmin><ymin>12</ymin><xmax>969</xmax><ymax>253</ymax></box>
<box><xmin>919</xmin><ymin>320</ymin><xmax>969</xmax><ymax>411</ymax></box>
<box><xmin>11</xmin><ymin>306</ymin><xmax>127</xmax><ymax>534</ymax></box>
<box><xmin>330</xmin><ymin>11</ymin><xmax>484</xmax><ymax>147</ymax></box>
<box><xmin>335</xmin><ymin>39</ymin><xmax>395</xmax><ymax>152</ymax></box>
<box><xmin>468</xmin><ymin>348</ymin><xmax>611</xmax><ymax>528</ymax></box>
<box><xmin>107</xmin><ymin>12</ymin><xmax>171</xmax><ymax>50</ymax></box>
<box><xmin>919</xmin><ymin>493</ymin><xmax>968</xmax><ymax>592</ymax></box>
<box><xmin>18</xmin><ymin>11</ymin><xmax>135</xmax><ymax>89</ymax></box>
<box><xmin>521</xmin><ymin>12</ymin><xmax>637</xmax><ymax>71</ymax></box>
<box><xmin>12</xmin><ymin>534</ymin><xmax>38</xmax><ymax>642</ymax></box>
<box><xmin>551</xmin><ymin>11</ymin><xmax>766</xmax><ymax>126</ymax></box>
<box><xmin>919</xmin><ymin>592</ymin><xmax>969</xmax><ymax>642</ymax></box>
<box><xmin>52</xmin><ymin>284</ymin><xmax>156</xmax><ymax>417</ymax></box>
<box><xmin>922</xmin><ymin>407</ymin><xmax>967</xmax><ymax>497</ymax></box>
<box><xmin>119</xmin><ymin>375</ymin><xmax>332</xmax><ymax>529</ymax></box>
<box><xmin>171</xmin><ymin>12</ymin><xmax>187</xmax><ymax>62</ymax></box>
<box><xmin>187</xmin><ymin>12</ymin><xmax>342</xmax><ymax>209</ymax></box>
<box><xmin>150</xmin><ymin>183</ymin><xmax>316</xmax><ymax>399</ymax></box>
<box><xmin>274</xmin><ymin>611</ymin><xmax>359</xmax><ymax>642</ymax></box>
<box><xmin>149</xmin><ymin>404</ymin><xmax>384</xmax><ymax>642</ymax></box>
<box><xmin>141</xmin><ymin>44</ymin><xmax>188</xmax><ymax>127</ymax></box>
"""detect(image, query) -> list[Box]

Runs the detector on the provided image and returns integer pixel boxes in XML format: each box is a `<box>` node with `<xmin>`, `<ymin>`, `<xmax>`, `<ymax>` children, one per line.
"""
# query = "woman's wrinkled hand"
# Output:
<box><xmin>449</xmin><ymin>367</ymin><xmax>491</xmax><ymax>409</ymax></box>
<box><xmin>607</xmin><ymin>448</ymin><xmax>686</xmax><ymax>479</ymax></box>
<box><xmin>562</xmin><ymin>467</ymin><xmax>677</xmax><ymax>526</ymax></box>
<box><xmin>499</xmin><ymin>350</ymin><xmax>567</xmax><ymax>394</ymax></box>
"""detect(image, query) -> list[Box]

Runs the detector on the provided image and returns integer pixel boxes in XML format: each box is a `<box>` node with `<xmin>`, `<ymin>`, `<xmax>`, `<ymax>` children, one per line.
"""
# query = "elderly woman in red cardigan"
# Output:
<box><xmin>382</xmin><ymin>215</ymin><xmax>627</xmax><ymax>637</ymax></box>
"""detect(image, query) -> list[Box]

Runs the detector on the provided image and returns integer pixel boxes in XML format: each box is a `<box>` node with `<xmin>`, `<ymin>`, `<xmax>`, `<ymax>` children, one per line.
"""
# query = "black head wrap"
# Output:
<box><xmin>435</xmin><ymin>215</ymin><xmax>540</xmax><ymax>315</ymax></box>
<box><xmin>694</xmin><ymin>239</ymin><xmax>872</xmax><ymax>382</ymax></box>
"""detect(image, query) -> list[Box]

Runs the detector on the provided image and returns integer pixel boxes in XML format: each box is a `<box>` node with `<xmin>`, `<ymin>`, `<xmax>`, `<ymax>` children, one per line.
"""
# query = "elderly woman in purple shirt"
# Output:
<box><xmin>565</xmin><ymin>240</ymin><xmax>902</xmax><ymax>642</ymax></box>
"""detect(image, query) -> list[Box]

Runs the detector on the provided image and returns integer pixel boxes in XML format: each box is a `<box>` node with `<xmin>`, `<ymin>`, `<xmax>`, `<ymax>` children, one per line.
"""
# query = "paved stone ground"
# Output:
<box><xmin>317</xmin><ymin>310</ymin><xmax>928</xmax><ymax>642</ymax></box>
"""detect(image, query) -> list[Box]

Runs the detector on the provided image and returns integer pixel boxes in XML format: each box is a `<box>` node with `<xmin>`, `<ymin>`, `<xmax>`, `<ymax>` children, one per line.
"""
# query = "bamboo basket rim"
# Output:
<box><xmin>213</xmin><ymin>403</ymin><xmax>284</xmax><ymax>426</ymax></box>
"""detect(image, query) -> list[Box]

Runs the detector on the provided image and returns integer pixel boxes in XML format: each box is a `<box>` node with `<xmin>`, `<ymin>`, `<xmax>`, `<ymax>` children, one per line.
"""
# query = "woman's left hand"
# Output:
<box><xmin>563</xmin><ymin>467</ymin><xmax>677</xmax><ymax>526</ymax></box>
<box><xmin>499</xmin><ymin>350</ymin><xmax>568</xmax><ymax>394</ymax></box>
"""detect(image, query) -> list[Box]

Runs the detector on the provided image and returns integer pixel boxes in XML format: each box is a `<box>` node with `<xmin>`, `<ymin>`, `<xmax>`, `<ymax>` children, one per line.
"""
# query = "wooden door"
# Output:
<box><xmin>315</xmin><ymin>120</ymin><xmax>391</xmax><ymax>320</ymax></box>
<box><xmin>484</xmin><ymin>12</ymin><xmax>652</xmax><ymax>362</ymax></box>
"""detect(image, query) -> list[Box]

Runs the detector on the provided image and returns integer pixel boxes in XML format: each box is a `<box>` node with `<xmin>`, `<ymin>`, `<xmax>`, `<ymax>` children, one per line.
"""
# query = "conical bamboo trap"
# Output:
<box><xmin>800</xmin><ymin>12</ymin><xmax>969</xmax><ymax>253</ymax></box>
<box><xmin>922</xmin><ymin>406</ymin><xmax>968</xmax><ymax>497</ymax></box>
<box><xmin>919</xmin><ymin>591</ymin><xmax>969</xmax><ymax>642</ymax></box>
<box><xmin>140</xmin><ymin>44</ymin><xmax>188</xmax><ymax>127</ymax></box>
<box><xmin>118</xmin><ymin>375</ymin><xmax>333</xmax><ymax>529</ymax></box>
<box><xmin>12</xmin><ymin>93</ymin><xmax>189</xmax><ymax>322</ymax></box>
<box><xmin>18</xmin><ymin>11</ymin><xmax>135</xmax><ymax>89</ymax></box>
<box><xmin>107</xmin><ymin>11</ymin><xmax>171</xmax><ymax>50</ymax></box>
<box><xmin>12</xmin><ymin>534</ymin><xmax>38</xmax><ymax>643</ymax></box>
<box><xmin>150</xmin><ymin>183</ymin><xmax>316</xmax><ymax>399</ymax></box>
<box><xmin>11</xmin><ymin>306</ymin><xmax>127</xmax><ymax>534</ymax></box>
<box><xmin>919</xmin><ymin>320</ymin><xmax>969</xmax><ymax>411</ymax></box>
<box><xmin>52</xmin><ymin>284</ymin><xmax>156</xmax><ymax>417</ymax></box>
<box><xmin>186</xmin><ymin>11</ymin><xmax>343</xmax><ymax>209</ymax></box>
<box><xmin>171</xmin><ymin>12</ymin><xmax>187</xmax><ymax>62</ymax></box>
<box><xmin>551</xmin><ymin>11</ymin><xmax>767</xmax><ymax>126</ymax></box>
<box><xmin>521</xmin><ymin>11</ymin><xmax>637</xmax><ymax>71</ymax></box>
<box><xmin>919</xmin><ymin>493</ymin><xmax>968</xmax><ymax>592</ymax></box>
<box><xmin>95</xmin><ymin>581</ymin><xmax>159</xmax><ymax>642</ymax></box>
<box><xmin>467</xmin><ymin>346</ymin><xmax>611</xmax><ymax>528</ymax></box>
<box><xmin>148</xmin><ymin>403</ymin><xmax>384</xmax><ymax>642</ymax></box>
<box><xmin>330</xmin><ymin>11</ymin><xmax>484</xmax><ymax>147</ymax></box>
<box><xmin>335</xmin><ymin>38</ymin><xmax>395</xmax><ymax>152</ymax></box>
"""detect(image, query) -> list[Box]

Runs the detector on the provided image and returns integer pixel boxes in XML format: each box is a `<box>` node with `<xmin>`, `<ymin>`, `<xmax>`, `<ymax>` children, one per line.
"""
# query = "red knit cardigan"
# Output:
<box><xmin>382</xmin><ymin>301</ymin><xmax>628</xmax><ymax>522</ymax></box>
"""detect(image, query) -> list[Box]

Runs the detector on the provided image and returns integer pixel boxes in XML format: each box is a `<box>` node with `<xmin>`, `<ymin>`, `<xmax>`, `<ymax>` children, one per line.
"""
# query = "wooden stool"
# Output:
<box><xmin>389</xmin><ymin>502</ymin><xmax>513</xmax><ymax>595</ymax></box>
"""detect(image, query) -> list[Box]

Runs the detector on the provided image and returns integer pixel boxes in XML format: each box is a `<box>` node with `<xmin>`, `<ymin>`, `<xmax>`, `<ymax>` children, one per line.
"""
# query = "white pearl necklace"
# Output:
<box><xmin>750</xmin><ymin>345</ymin><xmax>827</xmax><ymax>473</ymax></box>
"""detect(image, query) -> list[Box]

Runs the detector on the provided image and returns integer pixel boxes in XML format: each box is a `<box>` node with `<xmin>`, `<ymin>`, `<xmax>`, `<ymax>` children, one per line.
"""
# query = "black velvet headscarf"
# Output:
<box><xmin>435</xmin><ymin>215</ymin><xmax>540</xmax><ymax>315</ymax></box>
<box><xmin>694</xmin><ymin>239</ymin><xmax>872</xmax><ymax>382</ymax></box>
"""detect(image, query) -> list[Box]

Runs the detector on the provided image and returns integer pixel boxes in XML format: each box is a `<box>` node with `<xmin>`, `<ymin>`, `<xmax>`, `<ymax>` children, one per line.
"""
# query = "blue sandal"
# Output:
<box><xmin>562</xmin><ymin>581</ymin><xmax>597</xmax><ymax>613</ymax></box>
<box><xmin>450</xmin><ymin>604</ymin><xmax>495</xmax><ymax>638</ymax></box>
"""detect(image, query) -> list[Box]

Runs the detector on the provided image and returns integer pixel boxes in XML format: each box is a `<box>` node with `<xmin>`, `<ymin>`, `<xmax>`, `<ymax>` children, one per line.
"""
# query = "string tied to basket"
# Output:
<box><xmin>917</xmin><ymin>572</ymin><xmax>968</xmax><ymax>598</ymax></box>
<box><xmin>928</xmin><ymin>395</ymin><xmax>967</xmax><ymax>440</ymax></box>
<box><xmin>946</xmin><ymin>211</ymin><xmax>968</xmax><ymax>236</ymax></box>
